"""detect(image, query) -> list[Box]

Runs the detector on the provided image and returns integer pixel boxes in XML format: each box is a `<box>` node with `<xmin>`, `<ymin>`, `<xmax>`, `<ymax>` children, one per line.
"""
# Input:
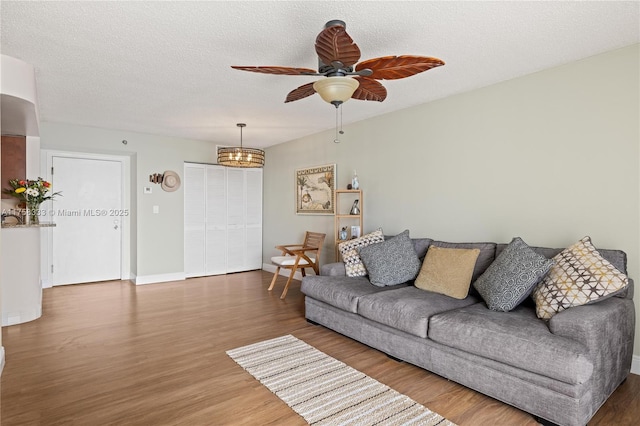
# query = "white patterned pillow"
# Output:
<box><xmin>532</xmin><ymin>236</ymin><xmax>629</xmax><ymax>320</ymax></box>
<box><xmin>338</xmin><ymin>229</ymin><xmax>384</xmax><ymax>277</ymax></box>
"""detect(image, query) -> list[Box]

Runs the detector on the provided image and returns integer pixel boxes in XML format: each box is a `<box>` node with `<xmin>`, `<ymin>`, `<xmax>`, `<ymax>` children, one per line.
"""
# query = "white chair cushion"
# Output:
<box><xmin>271</xmin><ymin>255</ymin><xmax>314</xmax><ymax>266</ymax></box>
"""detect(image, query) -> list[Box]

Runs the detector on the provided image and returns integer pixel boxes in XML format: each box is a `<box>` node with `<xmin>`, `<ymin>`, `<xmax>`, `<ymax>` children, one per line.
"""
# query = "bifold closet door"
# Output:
<box><xmin>184</xmin><ymin>163</ymin><xmax>262</xmax><ymax>277</ymax></box>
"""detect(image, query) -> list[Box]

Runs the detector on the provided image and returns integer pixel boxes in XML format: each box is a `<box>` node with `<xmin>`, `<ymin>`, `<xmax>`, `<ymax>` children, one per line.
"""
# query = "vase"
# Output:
<box><xmin>349</xmin><ymin>199</ymin><xmax>360</xmax><ymax>215</ymax></box>
<box><xmin>25</xmin><ymin>203</ymin><xmax>40</xmax><ymax>225</ymax></box>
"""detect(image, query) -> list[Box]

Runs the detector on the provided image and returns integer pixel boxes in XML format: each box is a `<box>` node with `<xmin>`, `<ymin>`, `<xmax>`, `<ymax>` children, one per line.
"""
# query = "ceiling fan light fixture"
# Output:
<box><xmin>313</xmin><ymin>77</ymin><xmax>359</xmax><ymax>107</ymax></box>
<box><xmin>217</xmin><ymin>123</ymin><xmax>265</xmax><ymax>168</ymax></box>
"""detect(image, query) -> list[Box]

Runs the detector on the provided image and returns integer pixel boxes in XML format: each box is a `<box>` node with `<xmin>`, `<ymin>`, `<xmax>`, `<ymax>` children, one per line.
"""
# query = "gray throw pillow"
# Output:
<box><xmin>473</xmin><ymin>237</ymin><xmax>554</xmax><ymax>312</ymax></box>
<box><xmin>358</xmin><ymin>230</ymin><xmax>421</xmax><ymax>287</ymax></box>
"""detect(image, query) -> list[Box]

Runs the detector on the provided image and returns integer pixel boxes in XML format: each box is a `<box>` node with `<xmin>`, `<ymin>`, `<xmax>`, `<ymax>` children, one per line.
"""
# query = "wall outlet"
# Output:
<box><xmin>144</xmin><ymin>187</ymin><xmax>152</xmax><ymax>194</ymax></box>
<box><xmin>153</xmin><ymin>205</ymin><xmax>159</xmax><ymax>214</ymax></box>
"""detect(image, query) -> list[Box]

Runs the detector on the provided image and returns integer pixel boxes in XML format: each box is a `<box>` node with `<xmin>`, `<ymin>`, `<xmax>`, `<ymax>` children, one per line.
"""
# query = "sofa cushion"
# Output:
<box><xmin>358</xmin><ymin>230</ymin><xmax>421</xmax><ymax>287</ymax></box>
<box><xmin>428</xmin><ymin>303</ymin><xmax>593</xmax><ymax>385</ymax></box>
<box><xmin>357</xmin><ymin>286</ymin><xmax>480</xmax><ymax>338</ymax></box>
<box><xmin>415</xmin><ymin>246</ymin><xmax>480</xmax><ymax>299</ymax></box>
<box><xmin>320</xmin><ymin>262</ymin><xmax>346</xmax><ymax>276</ymax></box>
<box><xmin>430</xmin><ymin>240</ymin><xmax>496</xmax><ymax>282</ymax></box>
<box><xmin>532</xmin><ymin>236</ymin><xmax>629</xmax><ymax>320</ymax></box>
<box><xmin>300</xmin><ymin>275</ymin><xmax>404</xmax><ymax>313</ymax></box>
<box><xmin>412</xmin><ymin>238</ymin><xmax>433</xmax><ymax>260</ymax></box>
<box><xmin>474</xmin><ymin>237</ymin><xmax>554</xmax><ymax>312</ymax></box>
<box><xmin>338</xmin><ymin>229</ymin><xmax>385</xmax><ymax>277</ymax></box>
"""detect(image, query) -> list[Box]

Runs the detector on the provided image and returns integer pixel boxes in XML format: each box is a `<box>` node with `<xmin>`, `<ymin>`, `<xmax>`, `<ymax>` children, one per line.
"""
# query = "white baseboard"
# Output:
<box><xmin>0</xmin><ymin>346</ymin><xmax>5</xmax><ymax>376</ymax></box>
<box><xmin>134</xmin><ymin>272</ymin><xmax>186</xmax><ymax>285</ymax></box>
<box><xmin>631</xmin><ymin>355</ymin><xmax>640</xmax><ymax>376</ymax></box>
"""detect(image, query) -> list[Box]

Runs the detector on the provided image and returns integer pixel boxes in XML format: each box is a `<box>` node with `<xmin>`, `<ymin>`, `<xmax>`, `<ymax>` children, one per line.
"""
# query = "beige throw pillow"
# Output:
<box><xmin>415</xmin><ymin>246</ymin><xmax>480</xmax><ymax>299</ymax></box>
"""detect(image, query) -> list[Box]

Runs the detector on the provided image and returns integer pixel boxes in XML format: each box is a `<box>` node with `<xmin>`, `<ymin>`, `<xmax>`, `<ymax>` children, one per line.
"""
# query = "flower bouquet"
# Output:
<box><xmin>3</xmin><ymin>178</ymin><xmax>61</xmax><ymax>224</ymax></box>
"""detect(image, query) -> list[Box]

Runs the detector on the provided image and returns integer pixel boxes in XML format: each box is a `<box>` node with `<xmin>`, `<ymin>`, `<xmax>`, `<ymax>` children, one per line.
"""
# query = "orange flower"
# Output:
<box><xmin>43</xmin><ymin>181</ymin><xmax>51</xmax><ymax>188</ymax></box>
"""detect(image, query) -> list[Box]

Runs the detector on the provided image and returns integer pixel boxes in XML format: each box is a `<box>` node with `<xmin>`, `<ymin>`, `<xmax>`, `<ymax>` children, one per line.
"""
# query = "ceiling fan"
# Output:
<box><xmin>232</xmin><ymin>20</ymin><xmax>445</xmax><ymax>107</ymax></box>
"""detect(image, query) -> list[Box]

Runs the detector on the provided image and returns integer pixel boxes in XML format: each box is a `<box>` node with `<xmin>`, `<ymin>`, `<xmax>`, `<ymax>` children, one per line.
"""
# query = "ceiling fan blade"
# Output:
<box><xmin>351</xmin><ymin>77</ymin><xmax>387</xmax><ymax>102</ymax></box>
<box><xmin>285</xmin><ymin>82</ymin><xmax>317</xmax><ymax>103</ymax></box>
<box><xmin>231</xmin><ymin>65</ymin><xmax>319</xmax><ymax>75</ymax></box>
<box><xmin>315</xmin><ymin>24</ymin><xmax>361</xmax><ymax>68</ymax></box>
<box><xmin>355</xmin><ymin>55</ymin><xmax>445</xmax><ymax>80</ymax></box>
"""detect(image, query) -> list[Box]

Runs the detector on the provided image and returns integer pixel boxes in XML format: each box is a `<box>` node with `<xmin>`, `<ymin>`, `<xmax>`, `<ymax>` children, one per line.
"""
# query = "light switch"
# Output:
<box><xmin>153</xmin><ymin>205</ymin><xmax>159</xmax><ymax>214</ymax></box>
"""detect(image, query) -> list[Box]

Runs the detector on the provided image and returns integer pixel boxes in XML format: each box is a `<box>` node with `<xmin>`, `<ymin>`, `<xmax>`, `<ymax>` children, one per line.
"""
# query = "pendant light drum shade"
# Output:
<box><xmin>217</xmin><ymin>123</ymin><xmax>265</xmax><ymax>168</ymax></box>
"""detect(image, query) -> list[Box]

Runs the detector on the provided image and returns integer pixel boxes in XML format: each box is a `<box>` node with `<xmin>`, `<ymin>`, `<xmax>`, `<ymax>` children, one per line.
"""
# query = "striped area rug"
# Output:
<box><xmin>226</xmin><ymin>335</ymin><xmax>456</xmax><ymax>426</ymax></box>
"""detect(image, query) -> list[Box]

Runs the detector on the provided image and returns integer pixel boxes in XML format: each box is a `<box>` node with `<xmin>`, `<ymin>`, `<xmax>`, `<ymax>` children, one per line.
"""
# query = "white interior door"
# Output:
<box><xmin>51</xmin><ymin>156</ymin><xmax>122</xmax><ymax>285</ymax></box>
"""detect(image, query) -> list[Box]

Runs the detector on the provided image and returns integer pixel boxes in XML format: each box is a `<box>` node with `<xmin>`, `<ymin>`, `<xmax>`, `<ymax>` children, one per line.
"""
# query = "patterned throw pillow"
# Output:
<box><xmin>532</xmin><ymin>236</ymin><xmax>629</xmax><ymax>320</ymax></box>
<box><xmin>473</xmin><ymin>237</ymin><xmax>554</xmax><ymax>311</ymax></box>
<box><xmin>358</xmin><ymin>230</ymin><xmax>421</xmax><ymax>286</ymax></box>
<box><xmin>338</xmin><ymin>229</ymin><xmax>384</xmax><ymax>277</ymax></box>
<box><xmin>414</xmin><ymin>246</ymin><xmax>480</xmax><ymax>299</ymax></box>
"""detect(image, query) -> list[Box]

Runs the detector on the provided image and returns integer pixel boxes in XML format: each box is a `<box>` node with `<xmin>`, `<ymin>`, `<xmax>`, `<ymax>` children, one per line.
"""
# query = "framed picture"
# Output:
<box><xmin>295</xmin><ymin>164</ymin><xmax>336</xmax><ymax>215</ymax></box>
<box><xmin>351</xmin><ymin>225</ymin><xmax>361</xmax><ymax>239</ymax></box>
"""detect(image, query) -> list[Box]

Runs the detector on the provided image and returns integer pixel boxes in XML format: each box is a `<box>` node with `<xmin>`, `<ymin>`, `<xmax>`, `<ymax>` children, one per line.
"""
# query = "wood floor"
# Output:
<box><xmin>1</xmin><ymin>271</ymin><xmax>638</xmax><ymax>425</ymax></box>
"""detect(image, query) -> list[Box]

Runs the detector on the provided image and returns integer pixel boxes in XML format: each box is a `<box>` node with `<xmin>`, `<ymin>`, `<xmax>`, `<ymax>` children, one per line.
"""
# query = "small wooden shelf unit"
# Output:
<box><xmin>334</xmin><ymin>189</ymin><xmax>363</xmax><ymax>260</ymax></box>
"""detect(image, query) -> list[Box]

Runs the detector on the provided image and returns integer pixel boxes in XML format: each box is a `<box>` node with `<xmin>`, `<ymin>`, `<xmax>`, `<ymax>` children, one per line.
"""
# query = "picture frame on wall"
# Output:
<box><xmin>295</xmin><ymin>164</ymin><xmax>336</xmax><ymax>215</ymax></box>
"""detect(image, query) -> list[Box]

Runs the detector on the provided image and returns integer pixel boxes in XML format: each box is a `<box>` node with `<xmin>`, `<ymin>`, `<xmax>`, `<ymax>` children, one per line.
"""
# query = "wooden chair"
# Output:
<box><xmin>268</xmin><ymin>231</ymin><xmax>326</xmax><ymax>299</ymax></box>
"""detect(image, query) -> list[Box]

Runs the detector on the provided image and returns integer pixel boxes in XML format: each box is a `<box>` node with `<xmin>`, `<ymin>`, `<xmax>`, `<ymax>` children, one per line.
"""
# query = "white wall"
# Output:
<box><xmin>39</xmin><ymin>124</ymin><xmax>217</xmax><ymax>281</ymax></box>
<box><xmin>263</xmin><ymin>45</ymin><xmax>640</xmax><ymax>356</ymax></box>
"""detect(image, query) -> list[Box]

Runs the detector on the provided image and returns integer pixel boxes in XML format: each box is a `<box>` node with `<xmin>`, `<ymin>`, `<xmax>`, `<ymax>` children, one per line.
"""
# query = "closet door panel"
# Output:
<box><xmin>184</xmin><ymin>164</ymin><xmax>206</xmax><ymax>277</ymax></box>
<box><xmin>226</xmin><ymin>227</ymin><xmax>246</xmax><ymax>273</ymax></box>
<box><xmin>245</xmin><ymin>169</ymin><xmax>263</xmax><ymax>226</ymax></box>
<box><xmin>246</xmin><ymin>226</ymin><xmax>262</xmax><ymax>270</ymax></box>
<box><xmin>245</xmin><ymin>169</ymin><xmax>263</xmax><ymax>269</ymax></box>
<box><xmin>205</xmin><ymin>229</ymin><xmax>227</xmax><ymax>275</ymax></box>
<box><xmin>226</xmin><ymin>169</ymin><xmax>245</xmax><ymax>227</ymax></box>
<box><xmin>205</xmin><ymin>166</ymin><xmax>227</xmax><ymax>275</ymax></box>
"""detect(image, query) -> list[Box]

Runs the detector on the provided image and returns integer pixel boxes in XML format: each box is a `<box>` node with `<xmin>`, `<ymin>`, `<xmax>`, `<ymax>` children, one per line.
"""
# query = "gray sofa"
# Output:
<box><xmin>301</xmin><ymin>237</ymin><xmax>635</xmax><ymax>426</ymax></box>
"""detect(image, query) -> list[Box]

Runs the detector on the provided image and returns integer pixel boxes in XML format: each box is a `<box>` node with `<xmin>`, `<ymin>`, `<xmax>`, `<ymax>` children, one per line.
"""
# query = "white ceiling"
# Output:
<box><xmin>1</xmin><ymin>1</ymin><xmax>638</xmax><ymax>148</ymax></box>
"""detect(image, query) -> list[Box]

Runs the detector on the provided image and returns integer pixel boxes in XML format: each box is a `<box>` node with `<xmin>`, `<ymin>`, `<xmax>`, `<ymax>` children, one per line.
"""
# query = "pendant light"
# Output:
<box><xmin>217</xmin><ymin>123</ymin><xmax>265</xmax><ymax>168</ymax></box>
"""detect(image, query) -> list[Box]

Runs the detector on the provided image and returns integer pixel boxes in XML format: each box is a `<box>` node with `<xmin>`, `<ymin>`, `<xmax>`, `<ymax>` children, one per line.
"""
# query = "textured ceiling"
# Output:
<box><xmin>1</xmin><ymin>1</ymin><xmax>638</xmax><ymax>148</ymax></box>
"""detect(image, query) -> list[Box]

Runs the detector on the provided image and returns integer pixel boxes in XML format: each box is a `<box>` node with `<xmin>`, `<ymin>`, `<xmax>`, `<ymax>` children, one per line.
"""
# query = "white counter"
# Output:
<box><xmin>1</xmin><ymin>224</ymin><xmax>54</xmax><ymax>326</ymax></box>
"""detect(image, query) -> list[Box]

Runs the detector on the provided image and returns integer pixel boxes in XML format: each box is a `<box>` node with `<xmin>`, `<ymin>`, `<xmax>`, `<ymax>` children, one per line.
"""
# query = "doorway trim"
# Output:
<box><xmin>40</xmin><ymin>150</ymin><xmax>131</xmax><ymax>287</ymax></box>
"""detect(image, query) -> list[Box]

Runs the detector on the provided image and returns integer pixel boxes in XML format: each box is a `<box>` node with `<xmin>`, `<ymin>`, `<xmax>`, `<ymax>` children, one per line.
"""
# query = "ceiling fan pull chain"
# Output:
<box><xmin>334</xmin><ymin>106</ymin><xmax>340</xmax><ymax>143</ymax></box>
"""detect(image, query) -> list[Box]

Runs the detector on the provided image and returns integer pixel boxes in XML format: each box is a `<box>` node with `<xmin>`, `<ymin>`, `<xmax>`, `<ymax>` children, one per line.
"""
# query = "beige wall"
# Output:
<box><xmin>263</xmin><ymin>44</ymin><xmax>640</xmax><ymax>356</ymax></box>
<box><xmin>32</xmin><ymin>45</ymin><xmax>639</xmax><ymax>358</ymax></box>
<box><xmin>39</xmin><ymin>124</ymin><xmax>217</xmax><ymax>279</ymax></box>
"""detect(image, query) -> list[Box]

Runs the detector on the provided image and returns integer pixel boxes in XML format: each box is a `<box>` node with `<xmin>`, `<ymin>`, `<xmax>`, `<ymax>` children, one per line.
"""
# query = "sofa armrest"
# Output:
<box><xmin>321</xmin><ymin>262</ymin><xmax>346</xmax><ymax>276</ymax></box>
<box><xmin>549</xmin><ymin>296</ymin><xmax>635</xmax><ymax>398</ymax></box>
